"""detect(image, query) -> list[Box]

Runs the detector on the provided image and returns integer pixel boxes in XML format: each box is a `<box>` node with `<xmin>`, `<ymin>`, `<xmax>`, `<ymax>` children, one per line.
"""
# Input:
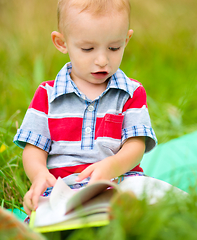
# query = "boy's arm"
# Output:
<box><xmin>22</xmin><ymin>143</ymin><xmax>56</xmax><ymax>215</ymax></box>
<box><xmin>76</xmin><ymin>136</ymin><xmax>145</xmax><ymax>184</ymax></box>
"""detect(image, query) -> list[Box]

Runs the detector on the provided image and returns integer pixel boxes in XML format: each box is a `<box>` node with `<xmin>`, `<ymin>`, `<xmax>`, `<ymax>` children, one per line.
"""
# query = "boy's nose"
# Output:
<box><xmin>94</xmin><ymin>52</ymin><xmax>109</xmax><ymax>67</ymax></box>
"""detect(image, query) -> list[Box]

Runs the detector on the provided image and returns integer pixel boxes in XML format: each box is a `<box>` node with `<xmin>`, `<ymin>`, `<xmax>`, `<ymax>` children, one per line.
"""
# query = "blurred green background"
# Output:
<box><xmin>0</xmin><ymin>0</ymin><xmax>197</xmax><ymax>207</ymax></box>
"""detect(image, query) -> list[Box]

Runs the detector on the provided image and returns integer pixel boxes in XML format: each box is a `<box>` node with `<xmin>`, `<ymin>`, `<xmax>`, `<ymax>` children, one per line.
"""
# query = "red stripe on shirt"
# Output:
<box><xmin>48</xmin><ymin>117</ymin><xmax>83</xmax><ymax>141</ymax></box>
<box><xmin>28</xmin><ymin>84</ymin><xmax>50</xmax><ymax>114</ymax></box>
<box><xmin>95</xmin><ymin>114</ymin><xmax>124</xmax><ymax>139</ymax></box>
<box><xmin>131</xmin><ymin>165</ymin><xmax>143</xmax><ymax>172</ymax></box>
<box><xmin>49</xmin><ymin>164</ymin><xmax>92</xmax><ymax>179</ymax></box>
<box><xmin>122</xmin><ymin>85</ymin><xmax>148</xmax><ymax>112</ymax></box>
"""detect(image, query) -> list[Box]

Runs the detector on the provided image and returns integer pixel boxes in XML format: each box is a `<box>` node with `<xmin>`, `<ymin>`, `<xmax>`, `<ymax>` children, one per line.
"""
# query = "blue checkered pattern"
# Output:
<box><xmin>81</xmin><ymin>101</ymin><xmax>99</xmax><ymax>149</ymax></box>
<box><xmin>15</xmin><ymin>129</ymin><xmax>51</xmax><ymax>152</ymax></box>
<box><xmin>50</xmin><ymin>63</ymin><xmax>85</xmax><ymax>102</ymax></box>
<box><xmin>122</xmin><ymin>125</ymin><xmax>157</xmax><ymax>144</ymax></box>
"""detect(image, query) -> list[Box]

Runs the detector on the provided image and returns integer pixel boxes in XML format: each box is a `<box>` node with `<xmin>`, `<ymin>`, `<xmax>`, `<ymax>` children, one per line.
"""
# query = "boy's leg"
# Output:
<box><xmin>116</xmin><ymin>171</ymin><xmax>146</xmax><ymax>184</ymax></box>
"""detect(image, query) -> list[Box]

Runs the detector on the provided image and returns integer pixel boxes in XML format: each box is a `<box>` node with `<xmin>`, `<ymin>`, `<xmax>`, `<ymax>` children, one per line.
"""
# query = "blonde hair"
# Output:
<box><xmin>57</xmin><ymin>0</ymin><xmax>131</xmax><ymax>32</ymax></box>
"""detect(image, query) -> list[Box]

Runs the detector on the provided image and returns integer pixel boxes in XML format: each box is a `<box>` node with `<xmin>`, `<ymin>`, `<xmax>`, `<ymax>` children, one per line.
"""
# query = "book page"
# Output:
<box><xmin>34</xmin><ymin>212</ymin><xmax>109</xmax><ymax>233</ymax></box>
<box><xmin>49</xmin><ymin>177</ymin><xmax>76</xmax><ymax>215</ymax></box>
<box><xmin>65</xmin><ymin>180</ymin><xmax>118</xmax><ymax>213</ymax></box>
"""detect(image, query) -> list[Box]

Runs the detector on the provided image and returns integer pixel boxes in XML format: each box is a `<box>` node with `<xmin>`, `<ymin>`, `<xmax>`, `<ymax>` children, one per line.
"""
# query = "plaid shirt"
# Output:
<box><xmin>14</xmin><ymin>62</ymin><xmax>157</xmax><ymax>185</ymax></box>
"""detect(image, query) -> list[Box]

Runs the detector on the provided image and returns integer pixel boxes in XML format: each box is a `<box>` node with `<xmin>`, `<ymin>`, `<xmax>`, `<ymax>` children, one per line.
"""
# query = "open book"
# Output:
<box><xmin>29</xmin><ymin>176</ymin><xmax>187</xmax><ymax>233</ymax></box>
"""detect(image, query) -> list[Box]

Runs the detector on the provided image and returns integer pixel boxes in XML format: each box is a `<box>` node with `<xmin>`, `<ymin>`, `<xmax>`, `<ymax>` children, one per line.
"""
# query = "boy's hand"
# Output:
<box><xmin>23</xmin><ymin>172</ymin><xmax>56</xmax><ymax>216</ymax></box>
<box><xmin>76</xmin><ymin>137</ymin><xmax>145</xmax><ymax>185</ymax></box>
<box><xmin>76</xmin><ymin>156</ymin><xmax>117</xmax><ymax>185</ymax></box>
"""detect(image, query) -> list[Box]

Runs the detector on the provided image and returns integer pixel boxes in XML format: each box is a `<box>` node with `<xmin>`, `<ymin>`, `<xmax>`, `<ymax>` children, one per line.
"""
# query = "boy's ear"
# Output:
<box><xmin>51</xmin><ymin>31</ymin><xmax>68</xmax><ymax>54</ymax></box>
<box><xmin>125</xmin><ymin>29</ymin><xmax>133</xmax><ymax>46</ymax></box>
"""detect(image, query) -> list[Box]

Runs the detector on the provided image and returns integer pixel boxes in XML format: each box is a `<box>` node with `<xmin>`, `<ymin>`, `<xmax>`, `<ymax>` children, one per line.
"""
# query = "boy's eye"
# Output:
<box><xmin>109</xmin><ymin>47</ymin><xmax>120</xmax><ymax>51</ymax></box>
<box><xmin>81</xmin><ymin>48</ymin><xmax>94</xmax><ymax>52</ymax></box>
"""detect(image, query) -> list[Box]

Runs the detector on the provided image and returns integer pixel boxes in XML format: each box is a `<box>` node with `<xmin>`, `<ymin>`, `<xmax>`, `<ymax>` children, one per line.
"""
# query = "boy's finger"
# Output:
<box><xmin>23</xmin><ymin>190</ymin><xmax>34</xmax><ymax>215</ymax></box>
<box><xmin>76</xmin><ymin>166</ymin><xmax>93</xmax><ymax>182</ymax></box>
<box><xmin>23</xmin><ymin>201</ymin><xmax>32</xmax><ymax>216</ymax></box>
<box><xmin>31</xmin><ymin>194</ymin><xmax>40</xmax><ymax>211</ymax></box>
<box><xmin>31</xmin><ymin>183</ymin><xmax>47</xmax><ymax>210</ymax></box>
<box><xmin>87</xmin><ymin>170</ymin><xmax>102</xmax><ymax>185</ymax></box>
<box><xmin>48</xmin><ymin>175</ymin><xmax>57</xmax><ymax>186</ymax></box>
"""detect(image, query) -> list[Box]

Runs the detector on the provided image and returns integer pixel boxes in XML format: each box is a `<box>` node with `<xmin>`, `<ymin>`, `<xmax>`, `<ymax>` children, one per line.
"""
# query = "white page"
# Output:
<box><xmin>65</xmin><ymin>181</ymin><xmax>117</xmax><ymax>213</ymax></box>
<box><xmin>34</xmin><ymin>199</ymin><xmax>79</xmax><ymax>227</ymax></box>
<box><xmin>34</xmin><ymin>178</ymin><xmax>78</xmax><ymax>227</ymax></box>
<box><xmin>49</xmin><ymin>177</ymin><xmax>76</xmax><ymax>215</ymax></box>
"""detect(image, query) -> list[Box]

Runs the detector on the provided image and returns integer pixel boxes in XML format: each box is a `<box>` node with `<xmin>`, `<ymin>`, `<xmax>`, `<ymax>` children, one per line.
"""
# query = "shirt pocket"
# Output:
<box><xmin>96</xmin><ymin>114</ymin><xmax>124</xmax><ymax>153</ymax></box>
<box><xmin>103</xmin><ymin>114</ymin><xmax>124</xmax><ymax>138</ymax></box>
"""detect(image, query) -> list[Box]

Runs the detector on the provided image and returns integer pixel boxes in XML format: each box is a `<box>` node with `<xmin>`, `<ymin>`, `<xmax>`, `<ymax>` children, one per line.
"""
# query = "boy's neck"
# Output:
<box><xmin>73</xmin><ymin>78</ymin><xmax>109</xmax><ymax>101</ymax></box>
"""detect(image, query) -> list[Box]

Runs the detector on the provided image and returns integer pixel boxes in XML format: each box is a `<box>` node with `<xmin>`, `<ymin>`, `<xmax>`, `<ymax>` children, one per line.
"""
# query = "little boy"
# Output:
<box><xmin>14</xmin><ymin>0</ymin><xmax>157</xmax><ymax>215</ymax></box>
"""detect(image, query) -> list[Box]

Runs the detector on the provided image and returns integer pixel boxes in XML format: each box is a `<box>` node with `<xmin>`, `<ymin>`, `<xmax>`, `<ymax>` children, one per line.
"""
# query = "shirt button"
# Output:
<box><xmin>88</xmin><ymin>105</ymin><xmax>94</xmax><ymax>112</ymax></box>
<box><xmin>85</xmin><ymin>127</ymin><xmax>92</xmax><ymax>134</ymax></box>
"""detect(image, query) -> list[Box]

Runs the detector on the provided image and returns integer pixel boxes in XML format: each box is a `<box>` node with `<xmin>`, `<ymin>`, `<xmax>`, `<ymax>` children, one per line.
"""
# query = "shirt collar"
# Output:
<box><xmin>107</xmin><ymin>69</ymin><xmax>139</xmax><ymax>98</ymax></box>
<box><xmin>50</xmin><ymin>62</ymin><xmax>139</xmax><ymax>103</ymax></box>
<box><xmin>50</xmin><ymin>62</ymin><xmax>78</xmax><ymax>103</ymax></box>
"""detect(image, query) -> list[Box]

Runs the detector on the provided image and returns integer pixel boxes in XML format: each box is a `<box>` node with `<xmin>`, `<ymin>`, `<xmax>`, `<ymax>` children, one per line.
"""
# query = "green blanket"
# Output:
<box><xmin>141</xmin><ymin>131</ymin><xmax>197</xmax><ymax>192</ymax></box>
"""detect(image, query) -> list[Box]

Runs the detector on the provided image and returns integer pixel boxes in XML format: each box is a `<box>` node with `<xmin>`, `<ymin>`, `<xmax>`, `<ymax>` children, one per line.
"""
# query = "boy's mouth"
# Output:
<box><xmin>91</xmin><ymin>71</ymin><xmax>109</xmax><ymax>79</ymax></box>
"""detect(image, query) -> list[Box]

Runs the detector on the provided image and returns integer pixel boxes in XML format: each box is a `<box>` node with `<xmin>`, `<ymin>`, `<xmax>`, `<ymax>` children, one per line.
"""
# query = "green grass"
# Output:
<box><xmin>0</xmin><ymin>118</ymin><xmax>30</xmax><ymax>209</ymax></box>
<box><xmin>0</xmin><ymin>0</ymin><xmax>197</xmax><ymax>238</ymax></box>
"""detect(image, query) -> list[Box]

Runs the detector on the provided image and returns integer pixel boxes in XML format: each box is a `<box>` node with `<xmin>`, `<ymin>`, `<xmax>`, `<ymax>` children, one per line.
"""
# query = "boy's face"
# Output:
<box><xmin>53</xmin><ymin>7</ymin><xmax>133</xmax><ymax>88</ymax></box>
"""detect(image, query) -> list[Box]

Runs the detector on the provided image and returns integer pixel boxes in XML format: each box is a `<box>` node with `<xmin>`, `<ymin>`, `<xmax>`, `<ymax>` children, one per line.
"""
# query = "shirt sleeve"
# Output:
<box><xmin>13</xmin><ymin>84</ymin><xmax>51</xmax><ymax>152</ymax></box>
<box><xmin>122</xmin><ymin>84</ymin><xmax>157</xmax><ymax>152</ymax></box>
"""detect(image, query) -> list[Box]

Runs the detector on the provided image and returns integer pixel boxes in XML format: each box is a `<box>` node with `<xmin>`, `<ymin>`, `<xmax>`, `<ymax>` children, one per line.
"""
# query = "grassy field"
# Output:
<box><xmin>0</xmin><ymin>0</ymin><xmax>197</xmax><ymax>238</ymax></box>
